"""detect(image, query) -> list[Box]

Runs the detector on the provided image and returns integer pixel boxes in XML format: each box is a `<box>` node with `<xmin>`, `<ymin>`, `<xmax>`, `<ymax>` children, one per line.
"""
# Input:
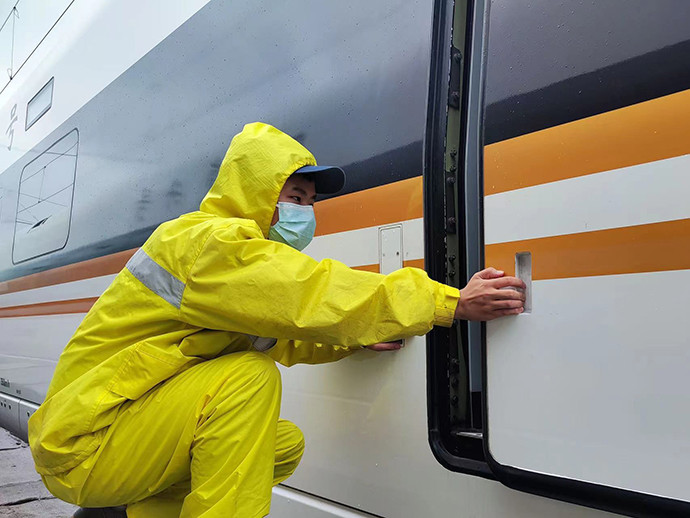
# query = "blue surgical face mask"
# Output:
<box><xmin>268</xmin><ymin>202</ymin><xmax>316</xmax><ymax>251</ymax></box>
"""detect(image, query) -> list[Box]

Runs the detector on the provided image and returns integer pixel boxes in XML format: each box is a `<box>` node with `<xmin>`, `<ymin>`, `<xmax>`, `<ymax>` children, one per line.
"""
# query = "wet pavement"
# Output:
<box><xmin>0</xmin><ymin>428</ymin><xmax>77</xmax><ymax>517</ymax></box>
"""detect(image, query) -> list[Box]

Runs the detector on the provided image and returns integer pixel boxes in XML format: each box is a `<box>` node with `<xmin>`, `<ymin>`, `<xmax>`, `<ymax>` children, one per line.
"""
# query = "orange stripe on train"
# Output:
<box><xmin>0</xmin><ymin>249</ymin><xmax>136</xmax><ymax>296</ymax></box>
<box><xmin>485</xmin><ymin>88</ymin><xmax>690</xmax><ymax>195</ymax></box>
<box><xmin>486</xmin><ymin>218</ymin><xmax>690</xmax><ymax>280</ymax></box>
<box><xmin>315</xmin><ymin>176</ymin><xmax>422</xmax><ymax>236</ymax></box>
<box><xmin>0</xmin><ymin>297</ymin><xmax>99</xmax><ymax>318</ymax></box>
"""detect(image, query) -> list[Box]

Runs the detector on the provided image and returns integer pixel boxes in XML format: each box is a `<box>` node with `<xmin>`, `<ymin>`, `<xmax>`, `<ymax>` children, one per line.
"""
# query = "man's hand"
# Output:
<box><xmin>455</xmin><ymin>267</ymin><xmax>526</xmax><ymax>321</ymax></box>
<box><xmin>363</xmin><ymin>341</ymin><xmax>403</xmax><ymax>352</ymax></box>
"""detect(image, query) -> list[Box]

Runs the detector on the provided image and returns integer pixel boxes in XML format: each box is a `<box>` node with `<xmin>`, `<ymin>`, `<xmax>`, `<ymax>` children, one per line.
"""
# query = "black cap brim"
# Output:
<box><xmin>292</xmin><ymin>165</ymin><xmax>346</xmax><ymax>194</ymax></box>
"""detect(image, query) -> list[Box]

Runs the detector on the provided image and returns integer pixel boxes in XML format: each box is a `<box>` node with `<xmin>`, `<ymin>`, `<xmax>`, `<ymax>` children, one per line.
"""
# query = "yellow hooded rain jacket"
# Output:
<box><xmin>28</xmin><ymin>122</ymin><xmax>460</xmax><ymax>481</ymax></box>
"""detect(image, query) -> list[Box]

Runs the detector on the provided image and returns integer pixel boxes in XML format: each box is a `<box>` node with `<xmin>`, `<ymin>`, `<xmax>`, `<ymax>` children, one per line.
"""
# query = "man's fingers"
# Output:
<box><xmin>489</xmin><ymin>276</ymin><xmax>526</xmax><ymax>290</ymax></box>
<box><xmin>475</xmin><ymin>267</ymin><xmax>505</xmax><ymax>280</ymax></box>
<box><xmin>365</xmin><ymin>341</ymin><xmax>403</xmax><ymax>351</ymax></box>
<box><xmin>491</xmin><ymin>299</ymin><xmax>524</xmax><ymax>310</ymax></box>
<box><xmin>458</xmin><ymin>268</ymin><xmax>527</xmax><ymax>321</ymax></box>
<box><xmin>492</xmin><ymin>288</ymin><xmax>526</xmax><ymax>301</ymax></box>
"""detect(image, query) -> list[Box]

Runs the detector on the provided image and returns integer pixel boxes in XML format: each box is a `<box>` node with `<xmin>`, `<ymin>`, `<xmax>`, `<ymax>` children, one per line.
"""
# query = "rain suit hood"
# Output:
<box><xmin>200</xmin><ymin>122</ymin><xmax>317</xmax><ymax>237</ymax></box>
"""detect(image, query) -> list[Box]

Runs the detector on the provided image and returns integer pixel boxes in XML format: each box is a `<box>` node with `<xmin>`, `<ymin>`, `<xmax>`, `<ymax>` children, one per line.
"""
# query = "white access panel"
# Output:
<box><xmin>486</xmin><ymin>269</ymin><xmax>690</xmax><ymax>502</ymax></box>
<box><xmin>379</xmin><ymin>224</ymin><xmax>403</xmax><ymax>275</ymax></box>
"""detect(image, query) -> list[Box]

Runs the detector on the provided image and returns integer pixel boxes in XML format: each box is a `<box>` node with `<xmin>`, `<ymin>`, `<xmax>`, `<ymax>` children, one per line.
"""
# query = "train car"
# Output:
<box><xmin>1</xmin><ymin>0</ymin><xmax>689</xmax><ymax>516</ymax></box>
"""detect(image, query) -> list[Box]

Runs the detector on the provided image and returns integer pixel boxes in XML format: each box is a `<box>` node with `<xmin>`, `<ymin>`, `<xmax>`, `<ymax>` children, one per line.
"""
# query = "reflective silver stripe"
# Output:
<box><xmin>126</xmin><ymin>249</ymin><xmax>185</xmax><ymax>309</ymax></box>
<box><xmin>247</xmin><ymin>335</ymin><xmax>278</xmax><ymax>352</ymax></box>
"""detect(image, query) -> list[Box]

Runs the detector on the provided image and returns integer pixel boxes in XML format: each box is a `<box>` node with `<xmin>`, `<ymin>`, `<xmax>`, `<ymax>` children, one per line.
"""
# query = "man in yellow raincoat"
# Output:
<box><xmin>28</xmin><ymin>122</ymin><xmax>525</xmax><ymax>517</ymax></box>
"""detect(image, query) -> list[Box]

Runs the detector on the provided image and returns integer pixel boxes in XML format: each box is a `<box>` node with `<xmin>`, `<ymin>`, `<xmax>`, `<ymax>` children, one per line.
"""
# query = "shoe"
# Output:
<box><xmin>72</xmin><ymin>507</ymin><xmax>127</xmax><ymax>518</ymax></box>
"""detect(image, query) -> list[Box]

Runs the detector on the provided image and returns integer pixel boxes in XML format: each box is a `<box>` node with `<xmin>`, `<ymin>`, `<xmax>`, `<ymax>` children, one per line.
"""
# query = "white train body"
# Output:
<box><xmin>1</xmin><ymin>1</ymin><xmax>688</xmax><ymax>516</ymax></box>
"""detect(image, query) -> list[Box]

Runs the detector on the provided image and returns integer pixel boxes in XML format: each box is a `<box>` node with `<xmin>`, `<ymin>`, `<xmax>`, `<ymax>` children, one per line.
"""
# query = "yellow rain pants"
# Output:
<box><xmin>44</xmin><ymin>351</ymin><xmax>300</xmax><ymax>517</ymax></box>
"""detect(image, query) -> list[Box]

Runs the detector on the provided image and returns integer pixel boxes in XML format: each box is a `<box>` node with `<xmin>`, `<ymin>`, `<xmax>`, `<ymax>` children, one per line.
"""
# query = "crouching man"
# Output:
<box><xmin>29</xmin><ymin>122</ymin><xmax>525</xmax><ymax>517</ymax></box>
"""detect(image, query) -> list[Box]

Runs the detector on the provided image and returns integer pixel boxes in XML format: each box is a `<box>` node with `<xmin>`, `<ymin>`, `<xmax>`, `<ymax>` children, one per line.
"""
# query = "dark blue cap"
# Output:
<box><xmin>292</xmin><ymin>165</ymin><xmax>345</xmax><ymax>194</ymax></box>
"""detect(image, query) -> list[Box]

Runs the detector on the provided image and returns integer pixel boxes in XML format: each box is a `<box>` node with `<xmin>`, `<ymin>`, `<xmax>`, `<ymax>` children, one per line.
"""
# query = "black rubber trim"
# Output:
<box><xmin>424</xmin><ymin>0</ymin><xmax>492</xmax><ymax>479</ymax></box>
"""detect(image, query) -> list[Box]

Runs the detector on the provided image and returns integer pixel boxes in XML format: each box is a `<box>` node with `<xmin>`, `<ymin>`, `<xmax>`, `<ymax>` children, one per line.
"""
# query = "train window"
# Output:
<box><xmin>12</xmin><ymin>129</ymin><xmax>78</xmax><ymax>263</ymax></box>
<box><xmin>25</xmin><ymin>76</ymin><xmax>53</xmax><ymax>130</ymax></box>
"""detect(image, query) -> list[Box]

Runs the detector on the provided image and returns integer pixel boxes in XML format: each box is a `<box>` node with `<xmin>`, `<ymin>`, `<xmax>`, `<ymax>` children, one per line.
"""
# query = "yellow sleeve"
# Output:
<box><xmin>266</xmin><ymin>340</ymin><xmax>361</xmax><ymax>367</ymax></box>
<box><xmin>180</xmin><ymin>224</ymin><xmax>460</xmax><ymax>346</ymax></box>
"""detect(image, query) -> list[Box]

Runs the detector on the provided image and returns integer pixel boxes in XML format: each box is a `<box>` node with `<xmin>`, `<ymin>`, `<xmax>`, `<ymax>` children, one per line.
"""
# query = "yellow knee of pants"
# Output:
<box><xmin>128</xmin><ymin>419</ymin><xmax>305</xmax><ymax>517</ymax></box>
<box><xmin>274</xmin><ymin>419</ymin><xmax>305</xmax><ymax>486</ymax></box>
<box><xmin>43</xmin><ymin>352</ymin><xmax>302</xmax><ymax>517</ymax></box>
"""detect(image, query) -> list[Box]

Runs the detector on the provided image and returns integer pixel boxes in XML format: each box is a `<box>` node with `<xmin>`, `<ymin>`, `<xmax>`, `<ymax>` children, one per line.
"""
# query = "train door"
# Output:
<box><xmin>427</xmin><ymin>0</ymin><xmax>690</xmax><ymax>516</ymax></box>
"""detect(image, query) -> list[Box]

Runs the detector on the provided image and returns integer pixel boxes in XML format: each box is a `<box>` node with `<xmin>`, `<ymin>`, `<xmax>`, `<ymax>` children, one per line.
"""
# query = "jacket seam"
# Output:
<box><xmin>137</xmin><ymin>347</ymin><xmax>186</xmax><ymax>366</ymax></box>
